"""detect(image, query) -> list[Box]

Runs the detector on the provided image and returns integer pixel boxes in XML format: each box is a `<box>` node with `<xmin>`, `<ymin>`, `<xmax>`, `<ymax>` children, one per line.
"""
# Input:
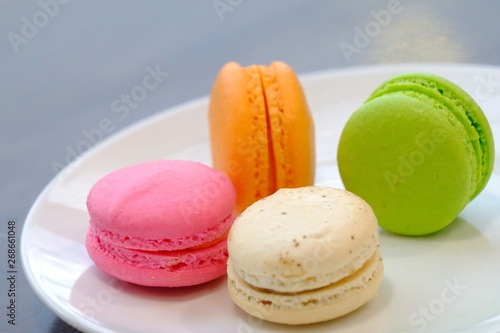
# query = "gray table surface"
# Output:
<box><xmin>1</xmin><ymin>1</ymin><xmax>500</xmax><ymax>332</ymax></box>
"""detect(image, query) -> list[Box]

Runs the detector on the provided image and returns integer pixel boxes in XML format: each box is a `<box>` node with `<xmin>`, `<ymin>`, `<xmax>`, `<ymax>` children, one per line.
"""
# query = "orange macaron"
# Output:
<box><xmin>209</xmin><ymin>61</ymin><xmax>315</xmax><ymax>215</ymax></box>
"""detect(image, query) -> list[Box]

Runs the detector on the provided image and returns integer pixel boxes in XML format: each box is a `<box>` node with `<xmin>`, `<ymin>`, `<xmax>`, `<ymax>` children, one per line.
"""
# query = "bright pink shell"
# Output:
<box><xmin>86</xmin><ymin>160</ymin><xmax>236</xmax><ymax>250</ymax></box>
<box><xmin>85</xmin><ymin>160</ymin><xmax>236</xmax><ymax>287</ymax></box>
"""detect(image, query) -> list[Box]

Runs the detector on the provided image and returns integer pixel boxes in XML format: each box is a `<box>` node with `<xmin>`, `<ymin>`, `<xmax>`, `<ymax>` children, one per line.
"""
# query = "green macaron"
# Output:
<box><xmin>337</xmin><ymin>73</ymin><xmax>495</xmax><ymax>235</ymax></box>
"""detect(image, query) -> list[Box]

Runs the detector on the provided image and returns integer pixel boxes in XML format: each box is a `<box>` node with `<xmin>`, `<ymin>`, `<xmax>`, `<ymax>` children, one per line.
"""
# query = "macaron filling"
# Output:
<box><xmin>228</xmin><ymin>250</ymin><xmax>383</xmax><ymax>309</ymax></box>
<box><xmin>91</xmin><ymin>213</ymin><xmax>234</xmax><ymax>251</ymax></box>
<box><xmin>87</xmin><ymin>224</ymin><xmax>229</xmax><ymax>271</ymax></box>
<box><xmin>367</xmin><ymin>75</ymin><xmax>492</xmax><ymax>199</ymax></box>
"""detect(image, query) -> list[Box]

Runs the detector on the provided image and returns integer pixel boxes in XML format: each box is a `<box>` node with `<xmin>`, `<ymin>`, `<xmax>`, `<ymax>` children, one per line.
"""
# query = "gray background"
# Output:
<box><xmin>1</xmin><ymin>1</ymin><xmax>499</xmax><ymax>332</ymax></box>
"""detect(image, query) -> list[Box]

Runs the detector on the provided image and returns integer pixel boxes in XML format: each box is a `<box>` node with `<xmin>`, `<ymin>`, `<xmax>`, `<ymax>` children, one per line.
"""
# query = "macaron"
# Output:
<box><xmin>208</xmin><ymin>61</ymin><xmax>315</xmax><ymax>215</ymax></box>
<box><xmin>338</xmin><ymin>73</ymin><xmax>495</xmax><ymax>235</ymax></box>
<box><xmin>85</xmin><ymin>160</ymin><xmax>236</xmax><ymax>287</ymax></box>
<box><xmin>227</xmin><ymin>186</ymin><xmax>384</xmax><ymax>325</ymax></box>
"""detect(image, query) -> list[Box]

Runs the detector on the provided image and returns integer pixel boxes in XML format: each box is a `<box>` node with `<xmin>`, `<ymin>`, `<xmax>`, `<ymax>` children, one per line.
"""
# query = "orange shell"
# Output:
<box><xmin>209</xmin><ymin>61</ymin><xmax>315</xmax><ymax>215</ymax></box>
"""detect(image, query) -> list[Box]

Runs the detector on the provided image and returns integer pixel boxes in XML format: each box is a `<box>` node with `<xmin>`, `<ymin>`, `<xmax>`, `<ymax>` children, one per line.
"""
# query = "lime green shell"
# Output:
<box><xmin>337</xmin><ymin>73</ymin><xmax>495</xmax><ymax>235</ymax></box>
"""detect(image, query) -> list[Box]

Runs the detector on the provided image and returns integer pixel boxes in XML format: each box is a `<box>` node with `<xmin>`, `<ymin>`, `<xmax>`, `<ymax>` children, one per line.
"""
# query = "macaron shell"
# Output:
<box><xmin>228</xmin><ymin>186</ymin><xmax>379</xmax><ymax>293</ymax></box>
<box><xmin>86</xmin><ymin>160</ymin><xmax>235</xmax><ymax>245</ymax></box>
<box><xmin>338</xmin><ymin>95</ymin><xmax>472</xmax><ymax>235</ymax></box>
<box><xmin>209</xmin><ymin>61</ymin><xmax>315</xmax><ymax>215</ymax></box>
<box><xmin>209</xmin><ymin>62</ymin><xmax>270</xmax><ymax>214</ymax></box>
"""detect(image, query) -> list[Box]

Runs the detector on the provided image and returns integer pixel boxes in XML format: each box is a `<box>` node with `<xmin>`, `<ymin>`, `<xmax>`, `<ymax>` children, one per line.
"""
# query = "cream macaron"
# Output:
<box><xmin>226</xmin><ymin>186</ymin><xmax>384</xmax><ymax>325</ymax></box>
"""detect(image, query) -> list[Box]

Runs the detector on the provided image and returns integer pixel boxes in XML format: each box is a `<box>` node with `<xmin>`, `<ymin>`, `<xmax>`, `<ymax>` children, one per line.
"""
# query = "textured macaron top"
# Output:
<box><xmin>228</xmin><ymin>186</ymin><xmax>379</xmax><ymax>293</ymax></box>
<box><xmin>86</xmin><ymin>160</ymin><xmax>236</xmax><ymax>250</ymax></box>
<box><xmin>366</xmin><ymin>73</ymin><xmax>495</xmax><ymax>200</ymax></box>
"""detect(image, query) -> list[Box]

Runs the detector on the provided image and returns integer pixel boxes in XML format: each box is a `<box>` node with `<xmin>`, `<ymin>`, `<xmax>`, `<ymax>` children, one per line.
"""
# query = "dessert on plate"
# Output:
<box><xmin>209</xmin><ymin>61</ymin><xmax>315</xmax><ymax>215</ymax></box>
<box><xmin>226</xmin><ymin>186</ymin><xmax>384</xmax><ymax>325</ymax></box>
<box><xmin>85</xmin><ymin>159</ymin><xmax>236</xmax><ymax>287</ymax></box>
<box><xmin>338</xmin><ymin>73</ymin><xmax>495</xmax><ymax>235</ymax></box>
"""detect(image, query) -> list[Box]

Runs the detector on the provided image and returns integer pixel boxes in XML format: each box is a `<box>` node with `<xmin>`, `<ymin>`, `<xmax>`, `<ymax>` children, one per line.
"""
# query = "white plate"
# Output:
<box><xmin>22</xmin><ymin>64</ymin><xmax>500</xmax><ymax>333</ymax></box>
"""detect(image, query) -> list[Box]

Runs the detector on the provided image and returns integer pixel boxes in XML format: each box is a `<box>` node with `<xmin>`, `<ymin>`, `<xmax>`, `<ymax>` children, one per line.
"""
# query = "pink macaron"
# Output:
<box><xmin>85</xmin><ymin>160</ymin><xmax>236</xmax><ymax>287</ymax></box>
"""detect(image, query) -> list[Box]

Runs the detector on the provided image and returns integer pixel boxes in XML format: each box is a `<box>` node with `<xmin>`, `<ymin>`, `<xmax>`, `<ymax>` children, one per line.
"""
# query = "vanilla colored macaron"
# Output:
<box><xmin>227</xmin><ymin>186</ymin><xmax>384</xmax><ymax>325</ymax></box>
